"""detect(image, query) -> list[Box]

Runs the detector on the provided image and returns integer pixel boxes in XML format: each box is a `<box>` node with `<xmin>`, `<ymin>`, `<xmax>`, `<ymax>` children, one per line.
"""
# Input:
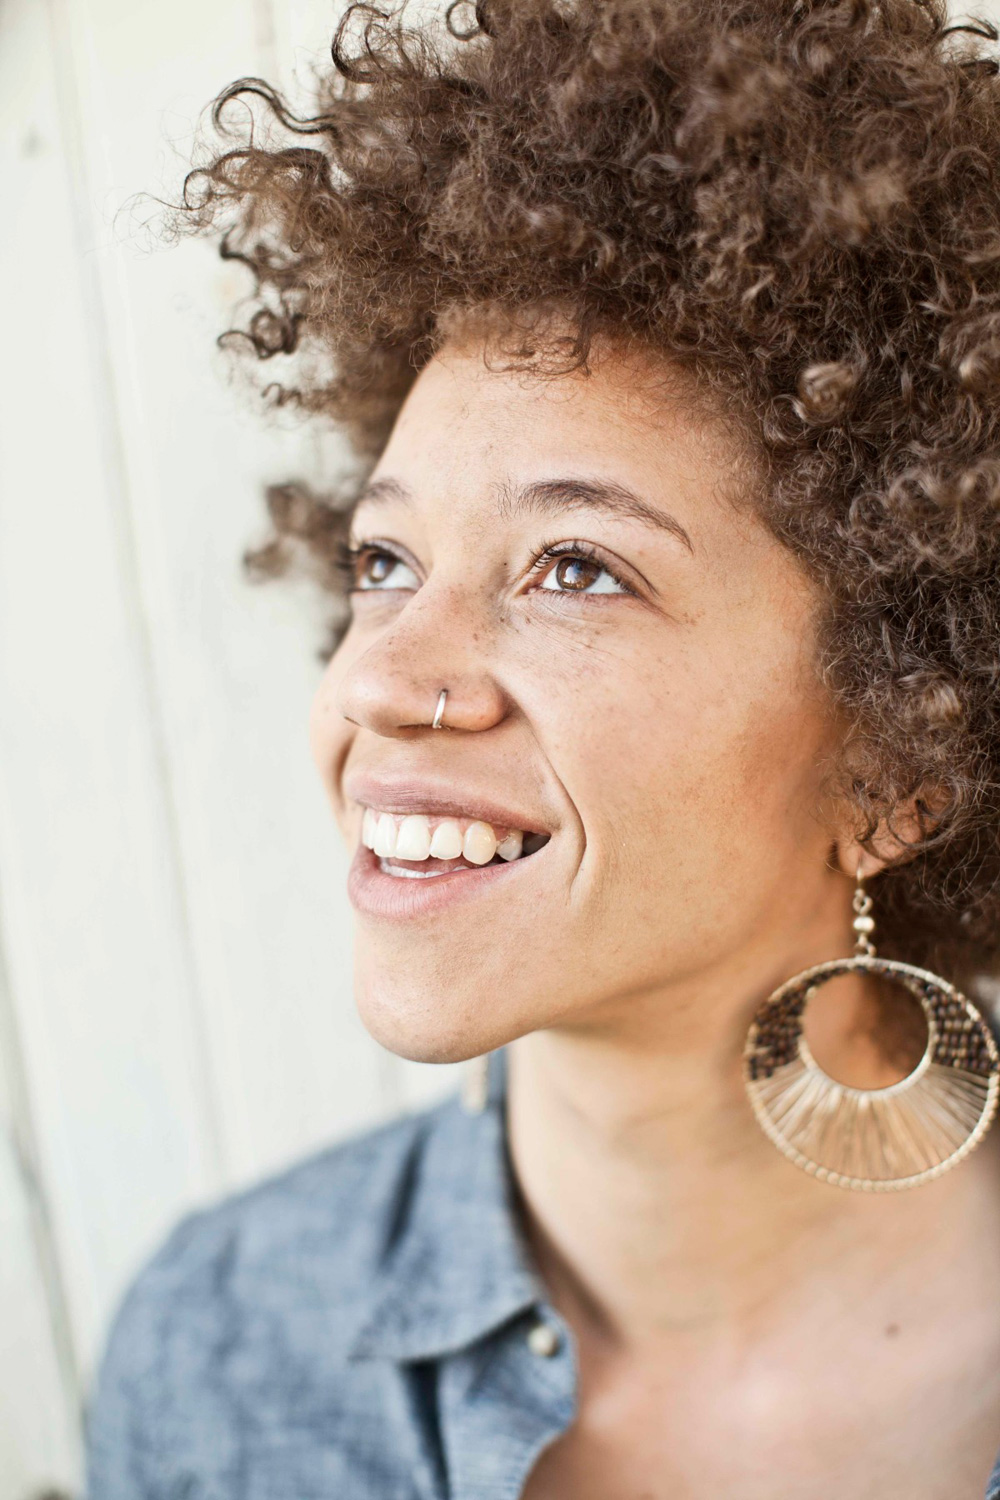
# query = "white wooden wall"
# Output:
<box><xmin>4</xmin><ymin>1</ymin><xmax>1000</xmax><ymax>1494</ymax></box>
<box><xmin>0</xmin><ymin>2</ymin><xmax>456</xmax><ymax>1493</ymax></box>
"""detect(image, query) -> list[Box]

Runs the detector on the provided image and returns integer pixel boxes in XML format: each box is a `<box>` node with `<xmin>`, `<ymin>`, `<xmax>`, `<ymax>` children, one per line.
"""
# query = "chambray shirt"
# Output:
<box><xmin>86</xmin><ymin>1048</ymin><xmax>1000</xmax><ymax>1500</ymax></box>
<box><xmin>84</xmin><ymin>1051</ymin><xmax>574</xmax><ymax>1499</ymax></box>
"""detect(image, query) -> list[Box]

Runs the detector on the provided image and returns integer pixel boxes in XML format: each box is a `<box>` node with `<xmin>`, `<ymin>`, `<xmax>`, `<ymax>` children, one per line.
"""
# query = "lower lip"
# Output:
<box><xmin>347</xmin><ymin>841</ymin><xmax>540</xmax><ymax>920</ymax></box>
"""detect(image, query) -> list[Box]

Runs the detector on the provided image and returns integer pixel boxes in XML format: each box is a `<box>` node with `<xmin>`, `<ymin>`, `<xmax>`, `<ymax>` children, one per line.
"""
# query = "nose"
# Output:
<box><xmin>335</xmin><ymin>580</ymin><xmax>509</xmax><ymax>737</ymax></box>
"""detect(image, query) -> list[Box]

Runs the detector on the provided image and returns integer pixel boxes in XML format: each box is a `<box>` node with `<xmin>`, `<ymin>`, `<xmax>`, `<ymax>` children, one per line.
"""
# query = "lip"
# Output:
<box><xmin>342</xmin><ymin>771</ymin><xmax>553</xmax><ymax>835</ymax></box>
<box><xmin>347</xmin><ymin>840</ymin><xmax>548</xmax><ymax>920</ymax></box>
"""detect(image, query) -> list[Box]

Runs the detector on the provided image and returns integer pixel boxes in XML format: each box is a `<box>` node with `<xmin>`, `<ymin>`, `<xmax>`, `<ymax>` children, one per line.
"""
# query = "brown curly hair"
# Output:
<box><xmin>176</xmin><ymin>0</ymin><xmax>1000</xmax><ymax>986</ymax></box>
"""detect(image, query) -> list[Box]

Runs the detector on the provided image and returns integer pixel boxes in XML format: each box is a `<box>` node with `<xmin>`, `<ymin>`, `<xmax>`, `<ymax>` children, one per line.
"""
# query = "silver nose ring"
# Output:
<box><xmin>431</xmin><ymin>688</ymin><xmax>448</xmax><ymax>730</ymax></box>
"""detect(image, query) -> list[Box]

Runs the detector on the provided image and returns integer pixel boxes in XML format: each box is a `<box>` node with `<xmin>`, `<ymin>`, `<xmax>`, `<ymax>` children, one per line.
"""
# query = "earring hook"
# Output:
<box><xmin>852</xmin><ymin>862</ymin><xmax>876</xmax><ymax>958</ymax></box>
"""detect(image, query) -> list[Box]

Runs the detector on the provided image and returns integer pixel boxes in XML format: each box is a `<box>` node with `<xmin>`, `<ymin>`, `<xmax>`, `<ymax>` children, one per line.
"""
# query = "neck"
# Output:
<box><xmin>505</xmin><ymin>965</ymin><xmax>1000</xmax><ymax>1351</ymax></box>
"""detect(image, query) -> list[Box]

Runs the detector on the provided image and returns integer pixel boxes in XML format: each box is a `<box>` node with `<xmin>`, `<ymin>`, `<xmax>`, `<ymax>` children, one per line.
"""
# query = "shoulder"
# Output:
<box><xmin>162</xmin><ymin>1096</ymin><xmax>440</xmax><ymax>1284</ymax></box>
<box><xmin>84</xmin><ymin>1095</ymin><xmax>456</xmax><ymax>1495</ymax></box>
<box><xmin>100</xmin><ymin>1094</ymin><xmax>449</xmax><ymax>1351</ymax></box>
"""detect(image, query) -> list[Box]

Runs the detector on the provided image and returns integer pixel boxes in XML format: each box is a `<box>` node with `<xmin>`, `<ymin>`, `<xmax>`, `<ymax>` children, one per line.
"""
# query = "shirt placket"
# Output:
<box><xmin>436</xmin><ymin>1305</ymin><xmax>577</xmax><ymax>1500</ymax></box>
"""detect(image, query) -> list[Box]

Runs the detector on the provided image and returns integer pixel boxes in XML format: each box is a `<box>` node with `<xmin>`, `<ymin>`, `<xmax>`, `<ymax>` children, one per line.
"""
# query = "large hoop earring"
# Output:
<box><xmin>743</xmin><ymin>866</ymin><xmax>1000</xmax><ymax>1191</ymax></box>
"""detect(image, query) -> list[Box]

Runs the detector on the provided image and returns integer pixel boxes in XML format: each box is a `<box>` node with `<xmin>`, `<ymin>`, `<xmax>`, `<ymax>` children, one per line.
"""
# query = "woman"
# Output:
<box><xmin>86</xmin><ymin>1</ymin><xmax>1000</xmax><ymax>1495</ymax></box>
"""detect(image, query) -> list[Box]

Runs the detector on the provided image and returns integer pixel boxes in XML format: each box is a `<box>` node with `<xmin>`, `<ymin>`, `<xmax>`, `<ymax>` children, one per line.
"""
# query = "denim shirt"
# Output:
<box><xmin>86</xmin><ymin>1049</ymin><xmax>1000</xmax><ymax>1500</ymax></box>
<box><xmin>85</xmin><ymin>1051</ymin><xmax>575</xmax><ymax>1499</ymax></box>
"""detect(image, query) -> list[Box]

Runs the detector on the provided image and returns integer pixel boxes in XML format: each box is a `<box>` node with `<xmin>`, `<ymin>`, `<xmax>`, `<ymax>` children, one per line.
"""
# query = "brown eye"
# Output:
<box><xmin>348</xmin><ymin>547</ymin><xmax>420</xmax><ymax>592</ymax></box>
<box><xmin>362</xmin><ymin>552</ymin><xmax>397</xmax><ymax>585</ymax></box>
<box><xmin>536</xmin><ymin>548</ymin><xmax>629</xmax><ymax>597</ymax></box>
<box><xmin>553</xmin><ymin>557</ymin><xmax>601</xmax><ymax>591</ymax></box>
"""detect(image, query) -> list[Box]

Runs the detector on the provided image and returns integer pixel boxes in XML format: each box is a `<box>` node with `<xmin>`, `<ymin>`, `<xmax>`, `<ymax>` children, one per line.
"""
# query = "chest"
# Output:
<box><xmin>521</xmin><ymin>1325</ymin><xmax>1000</xmax><ymax>1500</ymax></box>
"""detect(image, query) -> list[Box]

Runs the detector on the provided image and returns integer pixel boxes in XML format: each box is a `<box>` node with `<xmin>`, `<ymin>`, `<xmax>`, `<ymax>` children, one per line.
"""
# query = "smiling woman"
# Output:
<box><xmin>316</xmin><ymin>339</ymin><xmax>837</xmax><ymax>1071</ymax></box>
<box><xmin>84</xmin><ymin>2</ymin><xmax>1000</xmax><ymax>1498</ymax></box>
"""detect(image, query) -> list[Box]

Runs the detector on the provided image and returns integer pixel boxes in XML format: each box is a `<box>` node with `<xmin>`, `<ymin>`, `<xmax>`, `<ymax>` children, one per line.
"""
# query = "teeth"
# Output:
<box><xmin>394</xmin><ymin>814</ymin><xmax>432</xmax><ymax>861</ymax></box>
<box><xmin>373</xmin><ymin>813</ymin><xmax>398</xmax><ymax>858</ymax></box>
<box><xmin>359</xmin><ymin>806</ymin><xmax>550</xmax><ymax>865</ymax></box>
<box><xmin>429</xmin><ymin>819</ymin><xmax>464</xmax><ymax>859</ymax></box>
<box><xmin>496</xmin><ymin>830</ymin><xmax>523</xmax><ymax>861</ymax></box>
<box><xmin>463</xmin><ymin>821</ymin><xmax>498</xmax><ymax>866</ymax></box>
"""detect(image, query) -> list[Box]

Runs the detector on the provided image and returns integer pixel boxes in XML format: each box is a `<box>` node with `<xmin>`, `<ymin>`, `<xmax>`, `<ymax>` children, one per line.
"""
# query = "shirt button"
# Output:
<box><xmin>526</xmin><ymin>1320</ymin><xmax>560</xmax><ymax>1358</ymax></box>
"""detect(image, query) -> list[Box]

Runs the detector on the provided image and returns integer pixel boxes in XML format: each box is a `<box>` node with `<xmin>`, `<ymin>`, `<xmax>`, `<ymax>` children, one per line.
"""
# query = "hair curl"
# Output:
<box><xmin>177</xmin><ymin>0</ymin><xmax>1000</xmax><ymax>985</ymax></box>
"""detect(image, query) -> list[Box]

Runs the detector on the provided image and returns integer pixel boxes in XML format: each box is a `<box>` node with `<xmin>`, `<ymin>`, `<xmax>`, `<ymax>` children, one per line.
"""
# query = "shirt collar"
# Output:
<box><xmin>345</xmin><ymin>1050</ymin><xmax>547</xmax><ymax>1363</ymax></box>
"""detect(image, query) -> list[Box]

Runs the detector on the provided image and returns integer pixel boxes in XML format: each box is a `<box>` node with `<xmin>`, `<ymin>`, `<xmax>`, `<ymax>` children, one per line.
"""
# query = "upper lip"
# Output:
<box><xmin>343</xmin><ymin>771</ymin><xmax>553</xmax><ymax>834</ymax></box>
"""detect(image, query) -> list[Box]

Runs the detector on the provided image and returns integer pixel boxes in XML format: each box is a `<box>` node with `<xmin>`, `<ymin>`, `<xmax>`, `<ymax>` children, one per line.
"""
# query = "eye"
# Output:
<box><xmin>337</xmin><ymin>543</ymin><xmax>419</xmax><ymax>592</ymax></box>
<box><xmin>532</xmin><ymin>544</ymin><xmax>632</xmax><ymax>598</ymax></box>
<box><xmin>336</xmin><ymin>539</ymin><xmax>635</xmax><ymax>600</ymax></box>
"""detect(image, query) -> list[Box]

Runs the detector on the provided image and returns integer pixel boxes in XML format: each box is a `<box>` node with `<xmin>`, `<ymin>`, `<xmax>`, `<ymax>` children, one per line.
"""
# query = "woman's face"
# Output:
<box><xmin>310</xmin><ymin>339</ymin><xmax>849</xmax><ymax>1061</ymax></box>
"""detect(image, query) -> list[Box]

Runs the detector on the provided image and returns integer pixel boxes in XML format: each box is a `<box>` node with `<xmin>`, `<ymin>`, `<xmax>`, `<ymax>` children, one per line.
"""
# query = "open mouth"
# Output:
<box><xmin>377</xmin><ymin>831</ymin><xmax>551</xmax><ymax>878</ymax></box>
<box><xmin>359</xmin><ymin>806</ymin><xmax>552</xmax><ymax>879</ymax></box>
<box><xmin>348</xmin><ymin>808</ymin><xmax>554</xmax><ymax>918</ymax></box>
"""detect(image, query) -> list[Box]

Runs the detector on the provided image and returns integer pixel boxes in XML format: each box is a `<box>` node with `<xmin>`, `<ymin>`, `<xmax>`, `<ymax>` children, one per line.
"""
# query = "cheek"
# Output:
<box><xmin>551</xmin><ymin>628</ymin><xmax>831</xmax><ymax>906</ymax></box>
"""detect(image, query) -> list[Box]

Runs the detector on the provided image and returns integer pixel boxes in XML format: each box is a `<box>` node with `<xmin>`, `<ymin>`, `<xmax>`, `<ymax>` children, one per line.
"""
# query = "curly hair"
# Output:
<box><xmin>176</xmin><ymin>0</ymin><xmax>1000</xmax><ymax>986</ymax></box>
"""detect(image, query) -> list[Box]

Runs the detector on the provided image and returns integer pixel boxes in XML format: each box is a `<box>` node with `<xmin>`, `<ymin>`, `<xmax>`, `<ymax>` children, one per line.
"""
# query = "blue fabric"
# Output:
<box><xmin>84</xmin><ymin>1050</ymin><xmax>577</xmax><ymax>1499</ymax></box>
<box><xmin>85</xmin><ymin>1045</ymin><xmax>1000</xmax><ymax>1498</ymax></box>
<box><xmin>989</xmin><ymin>1454</ymin><xmax>1000</xmax><ymax>1500</ymax></box>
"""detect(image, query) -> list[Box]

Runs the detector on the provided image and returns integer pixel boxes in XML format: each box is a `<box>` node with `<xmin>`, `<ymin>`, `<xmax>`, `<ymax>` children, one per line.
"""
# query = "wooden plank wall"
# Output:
<box><xmin>4</xmin><ymin>0</ymin><xmax>1000</xmax><ymax>1494</ymax></box>
<box><xmin>0</xmin><ymin>1</ymin><xmax>456</xmax><ymax>1493</ymax></box>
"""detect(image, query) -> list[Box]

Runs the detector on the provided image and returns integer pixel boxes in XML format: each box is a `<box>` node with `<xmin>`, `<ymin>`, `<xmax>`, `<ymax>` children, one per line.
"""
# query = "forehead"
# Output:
<box><xmin>357</xmin><ymin>340</ymin><xmax>766</xmax><ymax>569</ymax></box>
<box><xmin>376</xmin><ymin>342</ymin><xmax>739</xmax><ymax>494</ymax></box>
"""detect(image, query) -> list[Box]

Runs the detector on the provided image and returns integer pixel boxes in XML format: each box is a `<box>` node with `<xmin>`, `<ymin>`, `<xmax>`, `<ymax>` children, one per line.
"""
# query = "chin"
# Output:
<box><xmin>354</xmin><ymin>964</ymin><xmax>528</xmax><ymax>1065</ymax></box>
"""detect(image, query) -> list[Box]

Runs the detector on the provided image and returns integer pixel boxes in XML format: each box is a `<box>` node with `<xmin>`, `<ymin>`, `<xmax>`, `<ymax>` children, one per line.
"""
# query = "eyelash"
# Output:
<box><xmin>333</xmin><ymin>538</ymin><xmax>636</xmax><ymax>600</ymax></box>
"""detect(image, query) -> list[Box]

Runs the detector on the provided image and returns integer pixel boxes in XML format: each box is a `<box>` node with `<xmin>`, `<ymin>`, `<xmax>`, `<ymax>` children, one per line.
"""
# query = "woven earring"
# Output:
<box><xmin>743</xmin><ymin>866</ymin><xmax>999</xmax><ymax>1191</ymax></box>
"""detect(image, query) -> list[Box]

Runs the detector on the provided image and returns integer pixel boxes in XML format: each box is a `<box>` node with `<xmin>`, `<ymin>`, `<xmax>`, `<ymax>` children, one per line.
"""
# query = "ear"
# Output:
<box><xmin>833</xmin><ymin>785</ymin><xmax>947</xmax><ymax>882</ymax></box>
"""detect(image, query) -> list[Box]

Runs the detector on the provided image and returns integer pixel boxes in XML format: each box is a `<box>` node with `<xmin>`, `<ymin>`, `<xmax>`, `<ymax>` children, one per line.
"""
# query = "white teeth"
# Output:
<box><xmin>361</xmin><ymin>805</ymin><xmax>548</xmax><ymax>865</ymax></box>
<box><xmin>463</xmin><ymin>821</ymin><xmax>498</xmax><ymax>866</ymax></box>
<box><xmin>429</xmin><ymin>819</ymin><xmax>464</xmax><ymax>859</ymax></box>
<box><xmin>373</xmin><ymin>813</ymin><xmax>398</xmax><ymax>858</ymax></box>
<box><xmin>496</xmin><ymin>830</ymin><xmax>523</xmax><ymax>861</ymax></box>
<box><xmin>394</xmin><ymin>814</ymin><xmax>432</xmax><ymax>860</ymax></box>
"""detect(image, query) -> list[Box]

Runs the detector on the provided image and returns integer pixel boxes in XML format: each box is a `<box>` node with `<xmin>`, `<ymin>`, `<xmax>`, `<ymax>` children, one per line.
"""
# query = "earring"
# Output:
<box><xmin>743</xmin><ymin>865</ymin><xmax>999</xmax><ymax>1191</ymax></box>
<box><xmin>432</xmin><ymin>688</ymin><xmax>448</xmax><ymax>730</ymax></box>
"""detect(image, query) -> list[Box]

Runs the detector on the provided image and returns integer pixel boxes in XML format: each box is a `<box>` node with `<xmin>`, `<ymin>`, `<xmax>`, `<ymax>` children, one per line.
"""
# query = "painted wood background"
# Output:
<box><xmin>3</xmin><ymin>0</ymin><xmax>999</xmax><ymax>1494</ymax></box>
<box><xmin>0</xmin><ymin>1</ymin><xmax>458</xmax><ymax>1493</ymax></box>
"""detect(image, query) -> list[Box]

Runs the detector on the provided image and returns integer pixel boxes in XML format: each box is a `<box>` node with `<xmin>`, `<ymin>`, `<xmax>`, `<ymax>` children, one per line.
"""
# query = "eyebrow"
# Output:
<box><xmin>351</xmin><ymin>475</ymin><xmax>694</xmax><ymax>553</ymax></box>
<box><xmin>497</xmin><ymin>477</ymin><xmax>694</xmax><ymax>552</ymax></box>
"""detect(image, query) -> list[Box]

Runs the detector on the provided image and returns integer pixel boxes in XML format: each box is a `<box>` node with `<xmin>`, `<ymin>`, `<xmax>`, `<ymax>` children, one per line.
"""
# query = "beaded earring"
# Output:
<box><xmin>743</xmin><ymin>866</ymin><xmax>999</xmax><ymax>1191</ymax></box>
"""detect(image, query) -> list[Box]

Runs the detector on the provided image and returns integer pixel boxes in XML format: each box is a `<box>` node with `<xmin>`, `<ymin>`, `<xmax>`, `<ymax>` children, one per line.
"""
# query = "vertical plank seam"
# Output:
<box><xmin>45</xmin><ymin>0</ymin><xmax>229</xmax><ymax>1188</ymax></box>
<box><xmin>0</xmin><ymin>874</ymin><xmax>83</xmax><ymax>1449</ymax></box>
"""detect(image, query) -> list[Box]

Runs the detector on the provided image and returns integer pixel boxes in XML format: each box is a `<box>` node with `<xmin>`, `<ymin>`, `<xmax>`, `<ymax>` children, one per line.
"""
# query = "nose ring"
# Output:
<box><xmin>431</xmin><ymin>688</ymin><xmax>448</xmax><ymax>730</ymax></box>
